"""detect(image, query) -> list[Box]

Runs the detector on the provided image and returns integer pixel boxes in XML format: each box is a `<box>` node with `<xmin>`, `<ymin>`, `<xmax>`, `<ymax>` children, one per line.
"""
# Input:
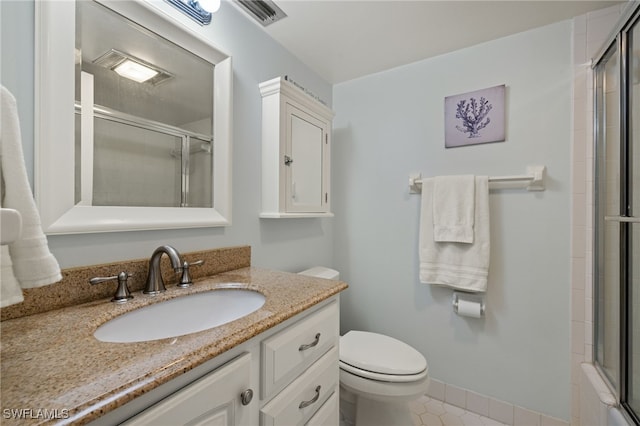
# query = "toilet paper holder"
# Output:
<box><xmin>452</xmin><ymin>291</ymin><xmax>485</xmax><ymax>318</ymax></box>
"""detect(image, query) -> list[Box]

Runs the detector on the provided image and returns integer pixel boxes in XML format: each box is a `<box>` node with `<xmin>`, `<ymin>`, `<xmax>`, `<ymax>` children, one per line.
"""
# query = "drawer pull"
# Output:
<box><xmin>299</xmin><ymin>385</ymin><xmax>321</xmax><ymax>409</ymax></box>
<box><xmin>299</xmin><ymin>333</ymin><xmax>321</xmax><ymax>351</ymax></box>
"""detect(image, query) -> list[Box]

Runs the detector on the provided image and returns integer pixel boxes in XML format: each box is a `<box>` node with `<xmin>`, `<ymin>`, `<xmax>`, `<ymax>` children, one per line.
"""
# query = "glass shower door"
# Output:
<box><xmin>92</xmin><ymin>118</ymin><xmax>182</xmax><ymax>207</ymax></box>
<box><xmin>627</xmin><ymin>16</ymin><xmax>640</xmax><ymax>416</ymax></box>
<box><xmin>594</xmin><ymin>6</ymin><xmax>640</xmax><ymax>422</ymax></box>
<box><xmin>595</xmin><ymin>42</ymin><xmax>621</xmax><ymax>390</ymax></box>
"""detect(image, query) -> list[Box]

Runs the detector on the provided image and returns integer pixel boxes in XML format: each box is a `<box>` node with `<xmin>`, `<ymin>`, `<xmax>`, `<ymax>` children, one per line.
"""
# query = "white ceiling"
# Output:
<box><xmin>252</xmin><ymin>0</ymin><xmax>623</xmax><ymax>84</ymax></box>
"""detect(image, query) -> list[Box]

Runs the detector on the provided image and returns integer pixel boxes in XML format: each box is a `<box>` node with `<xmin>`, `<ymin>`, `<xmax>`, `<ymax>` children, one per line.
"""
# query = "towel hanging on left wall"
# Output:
<box><xmin>1</xmin><ymin>86</ymin><xmax>62</xmax><ymax>308</ymax></box>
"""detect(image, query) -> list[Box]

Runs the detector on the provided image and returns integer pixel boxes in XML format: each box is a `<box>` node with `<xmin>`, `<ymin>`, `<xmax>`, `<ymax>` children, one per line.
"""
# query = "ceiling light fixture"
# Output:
<box><xmin>198</xmin><ymin>0</ymin><xmax>221</xmax><ymax>13</ymax></box>
<box><xmin>113</xmin><ymin>59</ymin><xmax>159</xmax><ymax>83</ymax></box>
<box><xmin>165</xmin><ymin>0</ymin><xmax>219</xmax><ymax>25</ymax></box>
<box><xmin>93</xmin><ymin>49</ymin><xmax>174</xmax><ymax>86</ymax></box>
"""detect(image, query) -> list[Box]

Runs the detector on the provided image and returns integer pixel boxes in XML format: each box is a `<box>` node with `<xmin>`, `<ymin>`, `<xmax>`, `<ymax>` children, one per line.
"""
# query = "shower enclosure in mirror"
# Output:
<box><xmin>593</xmin><ymin>3</ymin><xmax>640</xmax><ymax>423</ymax></box>
<box><xmin>36</xmin><ymin>0</ymin><xmax>232</xmax><ymax>233</ymax></box>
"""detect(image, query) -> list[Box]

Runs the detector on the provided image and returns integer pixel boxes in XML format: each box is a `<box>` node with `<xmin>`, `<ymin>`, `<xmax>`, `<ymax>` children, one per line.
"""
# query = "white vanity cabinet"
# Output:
<box><xmin>97</xmin><ymin>297</ymin><xmax>340</xmax><ymax>426</ymax></box>
<box><xmin>259</xmin><ymin>77</ymin><xmax>334</xmax><ymax>218</ymax></box>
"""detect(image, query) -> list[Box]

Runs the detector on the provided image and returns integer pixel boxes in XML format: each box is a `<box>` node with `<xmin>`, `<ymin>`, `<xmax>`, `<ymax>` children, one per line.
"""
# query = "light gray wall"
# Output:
<box><xmin>332</xmin><ymin>21</ymin><xmax>572</xmax><ymax>420</ymax></box>
<box><xmin>1</xmin><ymin>0</ymin><xmax>334</xmax><ymax>272</ymax></box>
<box><xmin>1</xmin><ymin>1</ymin><xmax>35</xmax><ymax>187</ymax></box>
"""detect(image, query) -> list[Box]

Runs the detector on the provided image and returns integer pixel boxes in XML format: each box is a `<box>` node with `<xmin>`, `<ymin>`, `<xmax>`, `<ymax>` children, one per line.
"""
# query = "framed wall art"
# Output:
<box><xmin>444</xmin><ymin>84</ymin><xmax>505</xmax><ymax>148</ymax></box>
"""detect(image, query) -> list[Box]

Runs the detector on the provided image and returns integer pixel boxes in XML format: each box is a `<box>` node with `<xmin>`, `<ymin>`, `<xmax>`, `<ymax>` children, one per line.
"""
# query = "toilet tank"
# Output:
<box><xmin>298</xmin><ymin>266</ymin><xmax>339</xmax><ymax>280</ymax></box>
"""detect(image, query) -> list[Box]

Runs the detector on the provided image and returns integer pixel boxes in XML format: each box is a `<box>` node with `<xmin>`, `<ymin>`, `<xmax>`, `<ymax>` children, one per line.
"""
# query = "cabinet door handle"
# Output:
<box><xmin>299</xmin><ymin>333</ymin><xmax>321</xmax><ymax>351</ymax></box>
<box><xmin>284</xmin><ymin>155</ymin><xmax>294</xmax><ymax>166</ymax></box>
<box><xmin>298</xmin><ymin>385</ymin><xmax>321</xmax><ymax>409</ymax></box>
<box><xmin>240</xmin><ymin>389</ymin><xmax>253</xmax><ymax>406</ymax></box>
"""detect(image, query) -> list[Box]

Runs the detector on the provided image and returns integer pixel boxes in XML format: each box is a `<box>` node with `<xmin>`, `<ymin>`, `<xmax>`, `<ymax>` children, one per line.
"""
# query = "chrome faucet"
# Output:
<box><xmin>144</xmin><ymin>245</ymin><xmax>183</xmax><ymax>295</ymax></box>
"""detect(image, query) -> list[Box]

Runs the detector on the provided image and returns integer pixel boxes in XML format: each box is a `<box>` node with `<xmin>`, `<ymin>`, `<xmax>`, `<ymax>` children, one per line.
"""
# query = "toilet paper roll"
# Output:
<box><xmin>456</xmin><ymin>299</ymin><xmax>483</xmax><ymax>318</ymax></box>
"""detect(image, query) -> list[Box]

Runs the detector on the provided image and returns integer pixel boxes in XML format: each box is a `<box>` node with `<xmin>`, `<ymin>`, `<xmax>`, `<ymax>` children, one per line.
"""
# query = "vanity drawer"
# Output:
<box><xmin>260</xmin><ymin>346</ymin><xmax>338</xmax><ymax>426</ymax></box>
<box><xmin>305</xmin><ymin>390</ymin><xmax>339</xmax><ymax>426</ymax></box>
<box><xmin>261</xmin><ymin>301</ymin><xmax>339</xmax><ymax>399</ymax></box>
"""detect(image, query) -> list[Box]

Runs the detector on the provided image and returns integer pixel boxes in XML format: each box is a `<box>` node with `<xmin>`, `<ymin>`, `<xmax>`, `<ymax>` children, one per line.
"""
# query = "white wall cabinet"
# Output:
<box><xmin>259</xmin><ymin>77</ymin><xmax>334</xmax><ymax>218</ymax></box>
<box><xmin>94</xmin><ymin>297</ymin><xmax>340</xmax><ymax>426</ymax></box>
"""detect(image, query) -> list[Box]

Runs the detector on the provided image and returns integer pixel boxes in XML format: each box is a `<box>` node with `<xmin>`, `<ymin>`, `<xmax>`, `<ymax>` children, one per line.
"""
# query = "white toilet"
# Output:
<box><xmin>299</xmin><ymin>267</ymin><xmax>430</xmax><ymax>426</ymax></box>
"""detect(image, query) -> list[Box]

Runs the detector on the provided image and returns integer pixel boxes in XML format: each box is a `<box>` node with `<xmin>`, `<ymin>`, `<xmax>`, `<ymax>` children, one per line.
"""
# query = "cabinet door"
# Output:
<box><xmin>122</xmin><ymin>352</ymin><xmax>253</xmax><ymax>426</ymax></box>
<box><xmin>285</xmin><ymin>103</ymin><xmax>329</xmax><ymax>214</ymax></box>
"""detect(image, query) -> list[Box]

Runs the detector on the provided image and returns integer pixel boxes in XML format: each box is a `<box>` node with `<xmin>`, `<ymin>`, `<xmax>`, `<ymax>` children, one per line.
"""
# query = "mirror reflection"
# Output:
<box><xmin>75</xmin><ymin>0</ymin><xmax>214</xmax><ymax>208</ymax></box>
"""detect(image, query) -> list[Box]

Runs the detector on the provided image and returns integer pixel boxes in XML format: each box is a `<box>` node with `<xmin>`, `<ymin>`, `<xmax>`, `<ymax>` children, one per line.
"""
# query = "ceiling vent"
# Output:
<box><xmin>235</xmin><ymin>0</ymin><xmax>287</xmax><ymax>26</ymax></box>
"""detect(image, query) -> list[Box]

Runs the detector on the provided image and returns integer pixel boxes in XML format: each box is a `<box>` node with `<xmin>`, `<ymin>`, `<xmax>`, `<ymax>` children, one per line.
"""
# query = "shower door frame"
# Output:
<box><xmin>593</xmin><ymin>3</ymin><xmax>640</xmax><ymax>424</ymax></box>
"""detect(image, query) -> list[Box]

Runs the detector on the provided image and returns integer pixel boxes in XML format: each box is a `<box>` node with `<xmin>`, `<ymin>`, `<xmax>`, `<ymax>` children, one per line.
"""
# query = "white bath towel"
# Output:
<box><xmin>419</xmin><ymin>176</ymin><xmax>490</xmax><ymax>292</ymax></box>
<box><xmin>1</xmin><ymin>86</ymin><xmax>61</xmax><ymax>307</ymax></box>
<box><xmin>433</xmin><ymin>175</ymin><xmax>475</xmax><ymax>243</ymax></box>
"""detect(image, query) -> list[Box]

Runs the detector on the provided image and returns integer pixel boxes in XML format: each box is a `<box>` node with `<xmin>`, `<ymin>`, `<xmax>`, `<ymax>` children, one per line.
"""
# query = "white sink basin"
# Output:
<box><xmin>94</xmin><ymin>288</ymin><xmax>266</xmax><ymax>343</ymax></box>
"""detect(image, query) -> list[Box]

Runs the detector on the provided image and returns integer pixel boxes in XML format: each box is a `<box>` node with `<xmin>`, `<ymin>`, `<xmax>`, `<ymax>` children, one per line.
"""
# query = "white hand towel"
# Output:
<box><xmin>419</xmin><ymin>176</ymin><xmax>490</xmax><ymax>292</ymax></box>
<box><xmin>1</xmin><ymin>86</ymin><xmax>61</xmax><ymax>307</ymax></box>
<box><xmin>1</xmin><ymin>246</ymin><xmax>25</xmax><ymax>307</ymax></box>
<box><xmin>433</xmin><ymin>175</ymin><xmax>475</xmax><ymax>243</ymax></box>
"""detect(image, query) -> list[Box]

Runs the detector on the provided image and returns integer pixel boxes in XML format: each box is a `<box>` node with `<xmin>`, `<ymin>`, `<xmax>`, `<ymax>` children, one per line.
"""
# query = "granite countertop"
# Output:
<box><xmin>0</xmin><ymin>267</ymin><xmax>347</xmax><ymax>425</ymax></box>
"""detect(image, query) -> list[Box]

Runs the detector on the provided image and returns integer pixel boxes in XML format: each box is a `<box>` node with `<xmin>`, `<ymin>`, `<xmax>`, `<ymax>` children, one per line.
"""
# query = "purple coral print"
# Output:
<box><xmin>444</xmin><ymin>85</ymin><xmax>505</xmax><ymax>148</ymax></box>
<box><xmin>455</xmin><ymin>97</ymin><xmax>492</xmax><ymax>138</ymax></box>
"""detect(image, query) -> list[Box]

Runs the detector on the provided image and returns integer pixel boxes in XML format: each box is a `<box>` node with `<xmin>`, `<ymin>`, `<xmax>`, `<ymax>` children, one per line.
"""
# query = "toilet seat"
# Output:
<box><xmin>339</xmin><ymin>331</ymin><xmax>428</xmax><ymax>383</ymax></box>
<box><xmin>339</xmin><ymin>360</ymin><xmax>428</xmax><ymax>382</ymax></box>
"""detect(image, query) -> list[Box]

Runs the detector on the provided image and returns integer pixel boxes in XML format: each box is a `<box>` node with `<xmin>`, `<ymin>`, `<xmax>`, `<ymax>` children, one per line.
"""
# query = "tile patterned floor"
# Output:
<box><xmin>410</xmin><ymin>395</ymin><xmax>508</xmax><ymax>426</ymax></box>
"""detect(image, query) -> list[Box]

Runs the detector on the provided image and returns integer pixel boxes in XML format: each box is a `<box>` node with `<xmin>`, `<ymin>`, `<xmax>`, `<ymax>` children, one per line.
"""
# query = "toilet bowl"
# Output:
<box><xmin>298</xmin><ymin>267</ymin><xmax>430</xmax><ymax>426</ymax></box>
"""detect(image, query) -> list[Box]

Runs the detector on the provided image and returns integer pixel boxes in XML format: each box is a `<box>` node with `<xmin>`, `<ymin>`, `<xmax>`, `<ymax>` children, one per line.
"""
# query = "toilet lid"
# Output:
<box><xmin>340</xmin><ymin>331</ymin><xmax>427</xmax><ymax>376</ymax></box>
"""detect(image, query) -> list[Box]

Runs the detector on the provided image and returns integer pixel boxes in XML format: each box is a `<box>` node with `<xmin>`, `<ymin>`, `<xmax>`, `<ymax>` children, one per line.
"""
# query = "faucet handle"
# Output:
<box><xmin>177</xmin><ymin>260</ymin><xmax>204</xmax><ymax>288</ymax></box>
<box><xmin>90</xmin><ymin>271</ymin><xmax>134</xmax><ymax>303</ymax></box>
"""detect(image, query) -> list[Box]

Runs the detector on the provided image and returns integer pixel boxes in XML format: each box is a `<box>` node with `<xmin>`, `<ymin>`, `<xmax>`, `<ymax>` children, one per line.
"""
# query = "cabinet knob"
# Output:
<box><xmin>284</xmin><ymin>155</ymin><xmax>294</xmax><ymax>166</ymax></box>
<box><xmin>240</xmin><ymin>388</ymin><xmax>253</xmax><ymax>406</ymax></box>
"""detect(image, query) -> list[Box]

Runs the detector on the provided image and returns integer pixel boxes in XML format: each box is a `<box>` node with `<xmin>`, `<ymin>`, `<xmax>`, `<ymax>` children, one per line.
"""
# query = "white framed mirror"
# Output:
<box><xmin>35</xmin><ymin>0</ymin><xmax>232</xmax><ymax>234</ymax></box>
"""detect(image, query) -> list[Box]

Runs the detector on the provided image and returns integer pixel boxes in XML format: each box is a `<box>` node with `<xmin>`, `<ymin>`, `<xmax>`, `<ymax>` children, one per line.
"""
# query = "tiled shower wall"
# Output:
<box><xmin>571</xmin><ymin>4</ymin><xmax>626</xmax><ymax>426</ymax></box>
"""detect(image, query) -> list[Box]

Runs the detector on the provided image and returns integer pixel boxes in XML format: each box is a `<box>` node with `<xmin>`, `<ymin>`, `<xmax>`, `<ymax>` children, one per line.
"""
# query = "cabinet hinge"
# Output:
<box><xmin>325</xmin><ymin>193</ymin><xmax>328</xmax><ymax>203</ymax></box>
<box><xmin>325</xmin><ymin>134</ymin><xmax>328</xmax><ymax>144</ymax></box>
